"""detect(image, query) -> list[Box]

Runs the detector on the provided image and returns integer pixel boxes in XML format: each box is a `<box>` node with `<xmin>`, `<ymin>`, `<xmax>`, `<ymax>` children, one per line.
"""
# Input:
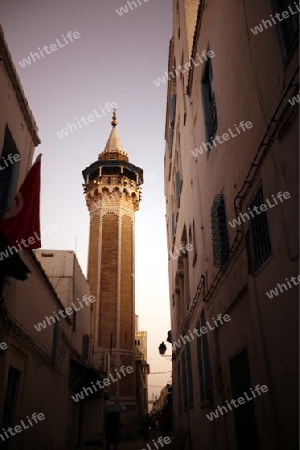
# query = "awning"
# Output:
<box><xmin>69</xmin><ymin>358</ymin><xmax>103</xmax><ymax>392</ymax></box>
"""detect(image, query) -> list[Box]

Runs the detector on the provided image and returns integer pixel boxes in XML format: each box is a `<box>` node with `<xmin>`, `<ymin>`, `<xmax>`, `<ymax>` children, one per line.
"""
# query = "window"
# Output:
<box><xmin>172</xmin><ymin>212</ymin><xmax>176</xmax><ymax>237</ymax></box>
<box><xmin>192</xmin><ymin>220</ymin><xmax>198</xmax><ymax>266</ymax></box>
<box><xmin>168</xmin><ymin>94</ymin><xmax>177</xmax><ymax>155</ymax></box>
<box><xmin>102</xmin><ymin>166</ymin><xmax>120</xmax><ymax>176</ymax></box>
<box><xmin>0</xmin><ymin>126</ymin><xmax>20</xmax><ymax>218</ymax></box>
<box><xmin>249</xmin><ymin>186</ymin><xmax>272</xmax><ymax>273</ymax></box>
<box><xmin>182</xmin><ymin>77</ymin><xmax>187</xmax><ymax>124</ymax></box>
<box><xmin>229</xmin><ymin>349</ymin><xmax>260</xmax><ymax>450</ymax></box>
<box><xmin>272</xmin><ymin>0</ymin><xmax>299</xmax><ymax>62</ymax></box>
<box><xmin>170</xmin><ymin>94</ymin><xmax>177</xmax><ymax>121</ymax></box>
<box><xmin>197</xmin><ymin>313</ymin><xmax>211</xmax><ymax>403</ymax></box>
<box><xmin>202</xmin><ymin>56</ymin><xmax>218</xmax><ymax>145</ymax></box>
<box><xmin>89</xmin><ymin>168</ymin><xmax>99</xmax><ymax>182</ymax></box>
<box><xmin>168</xmin><ymin>128</ymin><xmax>174</xmax><ymax>153</ymax></box>
<box><xmin>178</xmin><ymin>227</ymin><xmax>190</xmax><ymax>310</ymax></box>
<box><xmin>175</xmin><ymin>171</ymin><xmax>181</xmax><ymax>206</ymax></box>
<box><xmin>211</xmin><ymin>194</ymin><xmax>230</xmax><ymax>267</ymax></box>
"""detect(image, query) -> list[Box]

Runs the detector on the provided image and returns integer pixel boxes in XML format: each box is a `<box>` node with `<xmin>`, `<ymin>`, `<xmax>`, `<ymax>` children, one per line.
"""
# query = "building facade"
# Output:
<box><xmin>135</xmin><ymin>315</ymin><xmax>150</xmax><ymax>420</ymax></box>
<box><xmin>0</xmin><ymin>26</ymin><xmax>98</xmax><ymax>449</ymax></box>
<box><xmin>82</xmin><ymin>112</ymin><xmax>144</xmax><ymax>436</ymax></box>
<box><xmin>135</xmin><ymin>314</ymin><xmax>148</xmax><ymax>362</ymax></box>
<box><xmin>164</xmin><ymin>1</ymin><xmax>299</xmax><ymax>449</ymax></box>
<box><xmin>35</xmin><ymin>250</ymin><xmax>103</xmax><ymax>445</ymax></box>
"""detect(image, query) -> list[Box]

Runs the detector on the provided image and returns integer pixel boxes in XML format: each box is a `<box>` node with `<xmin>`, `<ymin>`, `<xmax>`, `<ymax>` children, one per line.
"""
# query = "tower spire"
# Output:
<box><xmin>98</xmin><ymin>109</ymin><xmax>128</xmax><ymax>161</ymax></box>
<box><xmin>111</xmin><ymin>109</ymin><xmax>117</xmax><ymax>128</ymax></box>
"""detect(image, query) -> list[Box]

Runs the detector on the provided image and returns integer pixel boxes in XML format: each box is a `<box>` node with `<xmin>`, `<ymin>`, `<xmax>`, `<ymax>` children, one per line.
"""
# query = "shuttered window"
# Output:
<box><xmin>249</xmin><ymin>186</ymin><xmax>271</xmax><ymax>273</ymax></box>
<box><xmin>211</xmin><ymin>194</ymin><xmax>230</xmax><ymax>267</ymax></box>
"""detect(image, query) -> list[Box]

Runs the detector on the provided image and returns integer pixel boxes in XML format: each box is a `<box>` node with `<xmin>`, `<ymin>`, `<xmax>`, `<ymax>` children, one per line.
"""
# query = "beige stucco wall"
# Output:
<box><xmin>0</xmin><ymin>25</ymin><xmax>40</xmax><ymax>192</ymax></box>
<box><xmin>35</xmin><ymin>250</ymin><xmax>91</xmax><ymax>357</ymax></box>
<box><xmin>0</xmin><ymin>253</ymin><xmax>73</xmax><ymax>449</ymax></box>
<box><xmin>165</xmin><ymin>1</ymin><xmax>298</xmax><ymax>449</ymax></box>
<box><xmin>0</xmin><ymin>27</ymin><xmax>98</xmax><ymax>449</ymax></box>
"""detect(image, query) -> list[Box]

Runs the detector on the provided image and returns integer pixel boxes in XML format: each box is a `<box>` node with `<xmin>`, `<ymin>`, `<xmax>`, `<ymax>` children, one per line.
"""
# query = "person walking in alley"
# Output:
<box><xmin>142</xmin><ymin>412</ymin><xmax>151</xmax><ymax>443</ymax></box>
<box><xmin>105</xmin><ymin>411</ymin><xmax>122</xmax><ymax>450</ymax></box>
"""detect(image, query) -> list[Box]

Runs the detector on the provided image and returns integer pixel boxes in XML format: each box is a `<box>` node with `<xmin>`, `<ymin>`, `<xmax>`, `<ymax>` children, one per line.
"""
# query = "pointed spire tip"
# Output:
<box><xmin>111</xmin><ymin>109</ymin><xmax>117</xmax><ymax>128</ymax></box>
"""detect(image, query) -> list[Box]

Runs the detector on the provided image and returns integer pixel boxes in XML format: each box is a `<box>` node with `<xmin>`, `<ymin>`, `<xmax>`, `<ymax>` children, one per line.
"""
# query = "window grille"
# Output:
<box><xmin>211</xmin><ymin>194</ymin><xmax>229</xmax><ymax>267</ymax></box>
<box><xmin>249</xmin><ymin>186</ymin><xmax>271</xmax><ymax>273</ymax></box>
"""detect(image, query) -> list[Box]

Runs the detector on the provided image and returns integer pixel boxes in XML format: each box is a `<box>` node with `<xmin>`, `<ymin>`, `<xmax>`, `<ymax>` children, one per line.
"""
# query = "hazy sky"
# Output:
<box><xmin>0</xmin><ymin>0</ymin><xmax>173</xmax><ymax>399</ymax></box>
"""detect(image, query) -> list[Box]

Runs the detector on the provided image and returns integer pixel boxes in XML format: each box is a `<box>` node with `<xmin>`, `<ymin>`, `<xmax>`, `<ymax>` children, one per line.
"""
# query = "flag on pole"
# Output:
<box><xmin>0</xmin><ymin>154</ymin><xmax>42</xmax><ymax>250</ymax></box>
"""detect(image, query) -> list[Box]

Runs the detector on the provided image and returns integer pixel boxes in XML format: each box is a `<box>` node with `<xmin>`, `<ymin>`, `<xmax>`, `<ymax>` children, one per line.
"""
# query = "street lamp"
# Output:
<box><xmin>158</xmin><ymin>341</ymin><xmax>172</xmax><ymax>358</ymax></box>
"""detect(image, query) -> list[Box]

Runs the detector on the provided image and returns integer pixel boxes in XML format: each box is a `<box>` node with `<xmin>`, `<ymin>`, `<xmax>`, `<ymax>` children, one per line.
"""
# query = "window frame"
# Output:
<box><xmin>272</xmin><ymin>0</ymin><xmax>299</xmax><ymax>64</ymax></box>
<box><xmin>211</xmin><ymin>194</ymin><xmax>230</xmax><ymax>268</ymax></box>
<box><xmin>197</xmin><ymin>313</ymin><xmax>212</xmax><ymax>404</ymax></box>
<box><xmin>0</xmin><ymin>126</ymin><xmax>21</xmax><ymax>218</ymax></box>
<box><xmin>201</xmin><ymin>55</ymin><xmax>218</xmax><ymax>147</ymax></box>
<box><xmin>248</xmin><ymin>185</ymin><xmax>272</xmax><ymax>274</ymax></box>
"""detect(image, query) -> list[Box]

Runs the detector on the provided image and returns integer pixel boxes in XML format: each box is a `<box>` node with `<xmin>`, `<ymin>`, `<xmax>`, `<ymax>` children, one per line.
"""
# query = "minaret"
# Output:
<box><xmin>82</xmin><ymin>111</ymin><xmax>143</xmax><ymax>406</ymax></box>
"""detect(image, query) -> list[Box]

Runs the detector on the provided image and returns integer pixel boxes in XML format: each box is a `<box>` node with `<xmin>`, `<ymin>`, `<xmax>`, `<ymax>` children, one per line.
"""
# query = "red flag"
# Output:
<box><xmin>0</xmin><ymin>154</ymin><xmax>41</xmax><ymax>250</ymax></box>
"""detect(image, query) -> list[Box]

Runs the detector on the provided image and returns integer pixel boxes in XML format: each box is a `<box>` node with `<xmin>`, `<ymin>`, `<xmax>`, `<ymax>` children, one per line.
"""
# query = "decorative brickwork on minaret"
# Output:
<box><xmin>82</xmin><ymin>111</ymin><xmax>143</xmax><ymax>405</ymax></box>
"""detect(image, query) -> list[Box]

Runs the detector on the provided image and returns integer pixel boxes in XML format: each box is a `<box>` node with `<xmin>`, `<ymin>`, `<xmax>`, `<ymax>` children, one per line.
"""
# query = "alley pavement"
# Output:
<box><xmin>78</xmin><ymin>435</ymin><xmax>176</xmax><ymax>450</ymax></box>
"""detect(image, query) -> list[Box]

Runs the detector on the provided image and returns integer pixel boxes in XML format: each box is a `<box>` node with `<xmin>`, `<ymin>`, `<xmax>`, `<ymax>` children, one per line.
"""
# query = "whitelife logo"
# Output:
<box><xmin>116</xmin><ymin>0</ymin><xmax>150</xmax><ymax>17</ymax></box>
<box><xmin>0</xmin><ymin>153</ymin><xmax>20</xmax><ymax>171</ymax></box>
<box><xmin>206</xmin><ymin>385</ymin><xmax>269</xmax><ymax>421</ymax></box>
<box><xmin>288</xmin><ymin>91</ymin><xmax>300</xmax><ymax>106</ymax></box>
<box><xmin>55</xmin><ymin>102</ymin><xmax>117</xmax><ymax>139</ymax></box>
<box><xmin>0</xmin><ymin>412</ymin><xmax>45</xmax><ymax>444</ymax></box>
<box><xmin>228</xmin><ymin>191</ymin><xmax>291</xmax><ymax>228</ymax></box>
<box><xmin>0</xmin><ymin>224</ymin><xmax>58</xmax><ymax>262</ymax></box>
<box><xmin>172</xmin><ymin>314</ymin><xmax>231</xmax><ymax>351</ymax></box>
<box><xmin>153</xmin><ymin>50</ymin><xmax>215</xmax><ymax>87</ymax></box>
<box><xmin>266</xmin><ymin>275</ymin><xmax>300</xmax><ymax>299</ymax></box>
<box><xmin>18</xmin><ymin>31</ymin><xmax>81</xmax><ymax>68</ymax></box>
<box><xmin>142</xmin><ymin>436</ymin><xmax>172</xmax><ymax>450</ymax></box>
<box><xmin>250</xmin><ymin>3</ymin><xmax>300</xmax><ymax>35</ymax></box>
<box><xmin>33</xmin><ymin>295</ymin><xmax>96</xmax><ymax>332</ymax></box>
<box><xmin>71</xmin><ymin>365</ymin><xmax>134</xmax><ymax>402</ymax></box>
<box><xmin>190</xmin><ymin>121</ymin><xmax>253</xmax><ymax>157</ymax></box>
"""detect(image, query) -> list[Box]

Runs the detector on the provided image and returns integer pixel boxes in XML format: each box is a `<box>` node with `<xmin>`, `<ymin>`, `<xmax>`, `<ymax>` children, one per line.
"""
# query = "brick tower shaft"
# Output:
<box><xmin>82</xmin><ymin>111</ymin><xmax>143</xmax><ymax>403</ymax></box>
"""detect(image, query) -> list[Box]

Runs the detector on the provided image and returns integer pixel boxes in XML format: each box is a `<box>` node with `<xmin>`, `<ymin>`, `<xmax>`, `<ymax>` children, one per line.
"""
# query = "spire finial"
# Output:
<box><xmin>111</xmin><ymin>109</ymin><xmax>117</xmax><ymax>128</ymax></box>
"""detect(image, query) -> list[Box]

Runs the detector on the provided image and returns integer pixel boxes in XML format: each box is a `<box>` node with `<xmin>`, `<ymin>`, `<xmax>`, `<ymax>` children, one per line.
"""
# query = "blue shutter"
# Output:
<box><xmin>172</xmin><ymin>212</ymin><xmax>176</xmax><ymax>237</ymax></box>
<box><xmin>169</xmin><ymin>94</ymin><xmax>177</xmax><ymax>123</ymax></box>
<box><xmin>168</xmin><ymin>128</ymin><xmax>173</xmax><ymax>152</ymax></box>
<box><xmin>175</xmin><ymin>171</ymin><xmax>181</xmax><ymax>204</ymax></box>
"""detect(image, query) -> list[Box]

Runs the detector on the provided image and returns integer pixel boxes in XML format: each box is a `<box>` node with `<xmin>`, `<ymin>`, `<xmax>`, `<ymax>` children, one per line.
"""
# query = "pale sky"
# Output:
<box><xmin>0</xmin><ymin>0</ymin><xmax>173</xmax><ymax>399</ymax></box>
